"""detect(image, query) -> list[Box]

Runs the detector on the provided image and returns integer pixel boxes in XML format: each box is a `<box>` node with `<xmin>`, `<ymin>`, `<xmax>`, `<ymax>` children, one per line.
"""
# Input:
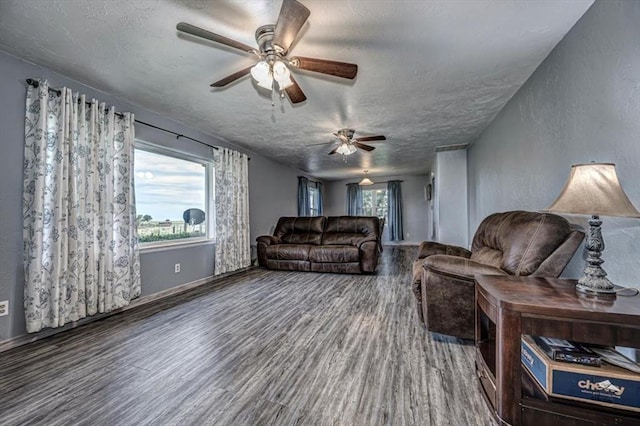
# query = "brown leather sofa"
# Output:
<box><xmin>257</xmin><ymin>216</ymin><xmax>381</xmax><ymax>274</ymax></box>
<box><xmin>412</xmin><ymin>211</ymin><xmax>584</xmax><ymax>340</ymax></box>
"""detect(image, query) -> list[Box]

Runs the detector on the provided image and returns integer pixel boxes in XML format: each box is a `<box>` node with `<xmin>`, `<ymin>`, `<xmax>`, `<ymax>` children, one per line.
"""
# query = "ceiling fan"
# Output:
<box><xmin>317</xmin><ymin>128</ymin><xmax>386</xmax><ymax>156</ymax></box>
<box><xmin>176</xmin><ymin>0</ymin><xmax>358</xmax><ymax>104</ymax></box>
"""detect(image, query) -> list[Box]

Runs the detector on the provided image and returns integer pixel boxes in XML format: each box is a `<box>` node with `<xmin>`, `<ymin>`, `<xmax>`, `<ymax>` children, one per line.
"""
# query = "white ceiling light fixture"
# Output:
<box><xmin>250</xmin><ymin>60</ymin><xmax>294</xmax><ymax>92</ymax></box>
<box><xmin>336</xmin><ymin>142</ymin><xmax>358</xmax><ymax>156</ymax></box>
<box><xmin>272</xmin><ymin>60</ymin><xmax>294</xmax><ymax>89</ymax></box>
<box><xmin>359</xmin><ymin>170</ymin><xmax>374</xmax><ymax>186</ymax></box>
<box><xmin>250</xmin><ymin>61</ymin><xmax>273</xmax><ymax>90</ymax></box>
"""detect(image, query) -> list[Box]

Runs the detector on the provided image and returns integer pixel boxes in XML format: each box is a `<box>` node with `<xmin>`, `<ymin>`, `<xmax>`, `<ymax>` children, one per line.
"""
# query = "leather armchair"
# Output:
<box><xmin>413</xmin><ymin>211</ymin><xmax>585</xmax><ymax>340</ymax></box>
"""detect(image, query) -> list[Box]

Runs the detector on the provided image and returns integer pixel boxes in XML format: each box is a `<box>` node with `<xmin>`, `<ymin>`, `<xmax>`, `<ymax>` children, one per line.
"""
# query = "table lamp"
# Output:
<box><xmin>546</xmin><ymin>163</ymin><xmax>640</xmax><ymax>295</ymax></box>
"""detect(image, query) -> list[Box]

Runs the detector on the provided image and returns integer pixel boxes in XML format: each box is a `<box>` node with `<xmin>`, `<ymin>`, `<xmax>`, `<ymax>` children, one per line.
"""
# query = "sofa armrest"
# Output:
<box><xmin>256</xmin><ymin>235</ymin><xmax>281</xmax><ymax>267</ymax></box>
<box><xmin>423</xmin><ymin>254</ymin><xmax>507</xmax><ymax>281</ymax></box>
<box><xmin>418</xmin><ymin>241</ymin><xmax>471</xmax><ymax>259</ymax></box>
<box><xmin>359</xmin><ymin>239</ymin><xmax>380</xmax><ymax>273</ymax></box>
<box><xmin>357</xmin><ymin>236</ymin><xmax>379</xmax><ymax>249</ymax></box>
<box><xmin>256</xmin><ymin>235</ymin><xmax>281</xmax><ymax>246</ymax></box>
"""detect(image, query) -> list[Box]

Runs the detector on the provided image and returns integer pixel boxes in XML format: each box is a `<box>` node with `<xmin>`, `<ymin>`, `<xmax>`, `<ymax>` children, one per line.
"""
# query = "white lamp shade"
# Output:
<box><xmin>272</xmin><ymin>61</ymin><xmax>293</xmax><ymax>89</ymax></box>
<box><xmin>336</xmin><ymin>143</ymin><xmax>357</xmax><ymax>156</ymax></box>
<box><xmin>359</xmin><ymin>170</ymin><xmax>374</xmax><ymax>185</ymax></box>
<box><xmin>251</xmin><ymin>61</ymin><xmax>273</xmax><ymax>90</ymax></box>
<box><xmin>546</xmin><ymin>163</ymin><xmax>640</xmax><ymax>218</ymax></box>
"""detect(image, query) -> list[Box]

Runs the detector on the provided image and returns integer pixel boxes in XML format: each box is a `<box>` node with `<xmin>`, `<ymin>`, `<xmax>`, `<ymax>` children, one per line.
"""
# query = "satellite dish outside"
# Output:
<box><xmin>183</xmin><ymin>208</ymin><xmax>206</xmax><ymax>225</ymax></box>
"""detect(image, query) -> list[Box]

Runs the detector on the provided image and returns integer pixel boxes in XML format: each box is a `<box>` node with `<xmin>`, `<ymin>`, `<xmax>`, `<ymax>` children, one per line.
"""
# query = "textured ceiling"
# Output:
<box><xmin>0</xmin><ymin>0</ymin><xmax>593</xmax><ymax>180</ymax></box>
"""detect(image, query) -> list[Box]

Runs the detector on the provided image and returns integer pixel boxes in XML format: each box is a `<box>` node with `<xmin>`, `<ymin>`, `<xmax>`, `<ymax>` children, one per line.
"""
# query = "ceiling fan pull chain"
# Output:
<box><xmin>271</xmin><ymin>84</ymin><xmax>276</xmax><ymax>107</ymax></box>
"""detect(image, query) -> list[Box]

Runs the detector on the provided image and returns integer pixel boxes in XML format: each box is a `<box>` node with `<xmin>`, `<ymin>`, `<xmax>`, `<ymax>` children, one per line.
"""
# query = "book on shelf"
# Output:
<box><xmin>531</xmin><ymin>335</ymin><xmax>601</xmax><ymax>366</ymax></box>
<box><xmin>585</xmin><ymin>346</ymin><xmax>640</xmax><ymax>374</ymax></box>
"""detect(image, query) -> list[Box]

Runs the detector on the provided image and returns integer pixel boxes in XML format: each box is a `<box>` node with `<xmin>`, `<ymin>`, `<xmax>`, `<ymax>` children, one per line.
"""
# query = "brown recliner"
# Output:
<box><xmin>412</xmin><ymin>211</ymin><xmax>585</xmax><ymax>340</ymax></box>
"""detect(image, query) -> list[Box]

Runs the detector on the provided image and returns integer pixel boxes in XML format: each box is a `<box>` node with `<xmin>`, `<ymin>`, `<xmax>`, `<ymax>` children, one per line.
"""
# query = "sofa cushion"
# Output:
<box><xmin>265</xmin><ymin>244</ymin><xmax>312</xmax><ymax>261</ymax></box>
<box><xmin>309</xmin><ymin>245</ymin><xmax>360</xmax><ymax>263</ymax></box>
<box><xmin>322</xmin><ymin>216</ymin><xmax>380</xmax><ymax>245</ymax></box>
<box><xmin>470</xmin><ymin>247</ymin><xmax>503</xmax><ymax>269</ymax></box>
<box><xmin>423</xmin><ymin>255</ymin><xmax>508</xmax><ymax>280</ymax></box>
<box><xmin>274</xmin><ymin>217</ymin><xmax>326</xmax><ymax>245</ymax></box>
<box><xmin>471</xmin><ymin>211</ymin><xmax>574</xmax><ymax>276</ymax></box>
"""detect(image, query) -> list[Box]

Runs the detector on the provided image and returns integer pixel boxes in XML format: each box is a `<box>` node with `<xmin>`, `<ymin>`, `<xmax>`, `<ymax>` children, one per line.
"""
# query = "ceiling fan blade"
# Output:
<box><xmin>284</xmin><ymin>75</ymin><xmax>307</xmax><ymax>104</ymax></box>
<box><xmin>354</xmin><ymin>135</ymin><xmax>386</xmax><ymax>142</ymax></box>
<box><xmin>273</xmin><ymin>0</ymin><xmax>310</xmax><ymax>54</ymax></box>
<box><xmin>307</xmin><ymin>141</ymin><xmax>335</xmax><ymax>146</ymax></box>
<box><xmin>353</xmin><ymin>142</ymin><xmax>376</xmax><ymax>152</ymax></box>
<box><xmin>210</xmin><ymin>66</ymin><xmax>253</xmax><ymax>87</ymax></box>
<box><xmin>290</xmin><ymin>56</ymin><xmax>358</xmax><ymax>79</ymax></box>
<box><xmin>328</xmin><ymin>147</ymin><xmax>339</xmax><ymax>155</ymax></box>
<box><xmin>177</xmin><ymin>22</ymin><xmax>256</xmax><ymax>54</ymax></box>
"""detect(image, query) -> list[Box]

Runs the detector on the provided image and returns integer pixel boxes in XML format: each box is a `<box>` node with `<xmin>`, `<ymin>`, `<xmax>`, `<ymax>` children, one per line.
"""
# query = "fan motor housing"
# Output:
<box><xmin>337</xmin><ymin>128</ymin><xmax>356</xmax><ymax>139</ymax></box>
<box><xmin>255</xmin><ymin>24</ymin><xmax>283</xmax><ymax>60</ymax></box>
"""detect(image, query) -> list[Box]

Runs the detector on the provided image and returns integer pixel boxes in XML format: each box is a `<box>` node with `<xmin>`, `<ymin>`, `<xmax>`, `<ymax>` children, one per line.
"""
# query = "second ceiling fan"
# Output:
<box><xmin>327</xmin><ymin>128</ymin><xmax>386</xmax><ymax>156</ymax></box>
<box><xmin>176</xmin><ymin>0</ymin><xmax>358</xmax><ymax>104</ymax></box>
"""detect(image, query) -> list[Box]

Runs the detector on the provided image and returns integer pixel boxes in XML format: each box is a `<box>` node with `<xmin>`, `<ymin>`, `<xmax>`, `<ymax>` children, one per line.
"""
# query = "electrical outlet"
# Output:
<box><xmin>0</xmin><ymin>300</ymin><xmax>8</xmax><ymax>317</ymax></box>
<box><xmin>174</xmin><ymin>263</ymin><xmax>181</xmax><ymax>273</ymax></box>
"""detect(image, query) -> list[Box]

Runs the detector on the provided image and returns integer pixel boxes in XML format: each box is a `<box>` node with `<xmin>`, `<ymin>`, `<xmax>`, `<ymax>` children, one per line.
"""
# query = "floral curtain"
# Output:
<box><xmin>23</xmin><ymin>79</ymin><xmax>141</xmax><ymax>333</ymax></box>
<box><xmin>214</xmin><ymin>147</ymin><xmax>250</xmax><ymax>275</ymax></box>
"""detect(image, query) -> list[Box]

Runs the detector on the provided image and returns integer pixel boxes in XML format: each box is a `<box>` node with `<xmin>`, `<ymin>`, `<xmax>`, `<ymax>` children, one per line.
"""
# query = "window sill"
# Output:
<box><xmin>139</xmin><ymin>238</ymin><xmax>215</xmax><ymax>254</ymax></box>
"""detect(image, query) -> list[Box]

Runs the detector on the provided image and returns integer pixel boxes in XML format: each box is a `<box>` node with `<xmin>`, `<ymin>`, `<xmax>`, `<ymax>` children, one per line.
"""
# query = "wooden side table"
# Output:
<box><xmin>474</xmin><ymin>275</ymin><xmax>640</xmax><ymax>425</ymax></box>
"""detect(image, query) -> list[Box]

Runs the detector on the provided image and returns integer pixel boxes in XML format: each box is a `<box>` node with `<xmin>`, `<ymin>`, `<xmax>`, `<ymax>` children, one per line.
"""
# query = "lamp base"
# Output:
<box><xmin>576</xmin><ymin>214</ymin><xmax>617</xmax><ymax>296</ymax></box>
<box><xmin>576</xmin><ymin>280</ymin><xmax>617</xmax><ymax>295</ymax></box>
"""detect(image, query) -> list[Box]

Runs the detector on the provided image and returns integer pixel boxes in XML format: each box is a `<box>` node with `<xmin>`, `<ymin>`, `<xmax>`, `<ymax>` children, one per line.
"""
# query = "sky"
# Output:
<box><xmin>134</xmin><ymin>149</ymin><xmax>206</xmax><ymax>222</ymax></box>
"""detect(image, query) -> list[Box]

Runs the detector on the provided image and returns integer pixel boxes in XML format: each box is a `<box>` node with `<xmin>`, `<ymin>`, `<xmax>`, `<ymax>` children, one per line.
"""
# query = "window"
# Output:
<box><xmin>308</xmin><ymin>186</ymin><xmax>320</xmax><ymax>216</ymax></box>
<box><xmin>134</xmin><ymin>143</ymin><xmax>214</xmax><ymax>246</ymax></box>
<box><xmin>362</xmin><ymin>188</ymin><xmax>388</xmax><ymax>219</ymax></box>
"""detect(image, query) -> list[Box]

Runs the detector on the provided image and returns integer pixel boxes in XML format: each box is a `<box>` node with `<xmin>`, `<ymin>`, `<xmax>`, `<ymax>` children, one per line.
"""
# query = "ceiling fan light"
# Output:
<box><xmin>277</xmin><ymin>77</ymin><xmax>294</xmax><ymax>90</ymax></box>
<box><xmin>336</xmin><ymin>143</ymin><xmax>356</xmax><ymax>156</ymax></box>
<box><xmin>273</xmin><ymin>61</ymin><xmax>293</xmax><ymax>90</ymax></box>
<box><xmin>251</xmin><ymin>61</ymin><xmax>273</xmax><ymax>90</ymax></box>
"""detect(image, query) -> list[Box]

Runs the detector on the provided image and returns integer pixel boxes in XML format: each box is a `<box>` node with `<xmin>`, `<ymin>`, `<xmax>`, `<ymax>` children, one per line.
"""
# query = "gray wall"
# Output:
<box><xmin>324</xmin><ymin>174</ymin><xmax>431</xmax><ymax>245</ymax></box>
<box><xmin>0</xmin><ymin>51</ymin><xmax>303</xmax><ymax>342</ymax></box>
<box><xmin>468</xmin><ymin>0</ymin><xmax>640</xmax><ymax>289</ymax></box>
<box><xmin>434</xmin><ymin>149</ymin><xmax>468</xmax><ymax>248</ymax></box>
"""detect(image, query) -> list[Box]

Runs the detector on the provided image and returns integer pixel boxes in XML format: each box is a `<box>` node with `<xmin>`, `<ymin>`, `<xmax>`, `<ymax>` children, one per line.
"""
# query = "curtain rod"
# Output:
<box><xmin>297</xmin><ymin>175</ymin><xmax>322</xmax><ymax>183</ymax></box>
<box><xmin>25</xmin><ymin>79</ymin><xmax>252</xmax><ymax>160</ymax></box>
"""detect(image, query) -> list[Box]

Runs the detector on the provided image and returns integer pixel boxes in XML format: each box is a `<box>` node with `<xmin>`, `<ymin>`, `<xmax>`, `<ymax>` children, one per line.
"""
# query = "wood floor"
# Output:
<box><xmin>0</xmin><ymin>246</ymin><xmax>495</xmax><ymax>425</ymax></box>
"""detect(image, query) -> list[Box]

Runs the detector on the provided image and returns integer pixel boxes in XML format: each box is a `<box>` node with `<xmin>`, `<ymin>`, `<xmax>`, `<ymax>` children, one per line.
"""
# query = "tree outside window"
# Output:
<box><xmin>309</xmin><ymin>187</ymin><xmax>320</xmax><ymax>216</ymax></box>
<box><xmin>362</xmin><ymin>189</ymin><xmax>388</xmax><ymax>218</ymax></box>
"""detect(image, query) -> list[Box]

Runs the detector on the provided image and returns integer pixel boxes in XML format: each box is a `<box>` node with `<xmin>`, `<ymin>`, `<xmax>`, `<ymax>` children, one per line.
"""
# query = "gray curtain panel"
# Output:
<box><xmin>346</xmin><ymin>183</ymin><xmax>363</xmax><ymax>215</ymax></box>
<box><xmin>317</xmin><ymin>181</ymin><xmax>324</xmax><ymax>216</ymax></box>
<box><xmin>298</xmin><ymin>176</ymin><xmax>311</xmax><ymax>216</ymax></box>
<box><xmin>387</xmin><ymin>180</ymin><xmax>404</xmax><ymax>241</ymax></box>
